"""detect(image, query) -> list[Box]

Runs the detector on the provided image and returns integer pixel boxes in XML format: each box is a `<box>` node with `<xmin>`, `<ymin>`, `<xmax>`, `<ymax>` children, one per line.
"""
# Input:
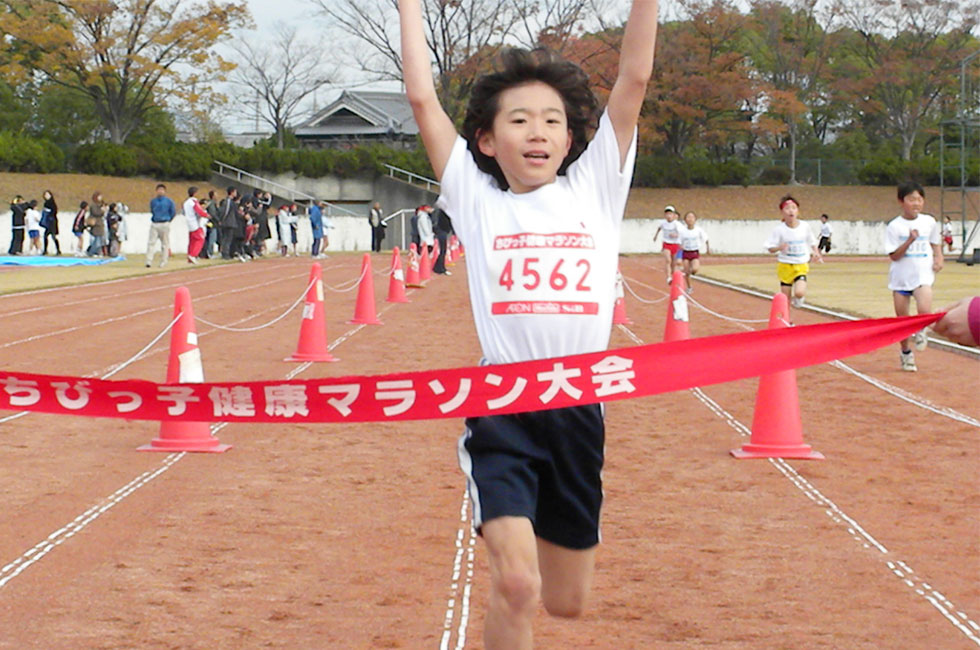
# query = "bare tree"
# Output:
<box><xmin>231</xmin><ymin>25</ymin><xmax>338</xmax><ymax>148</ymax></box>
<box><xmin>308</xmin><ymin>0</ymin><xmax>611</xmax><ymax>121</ymax></box>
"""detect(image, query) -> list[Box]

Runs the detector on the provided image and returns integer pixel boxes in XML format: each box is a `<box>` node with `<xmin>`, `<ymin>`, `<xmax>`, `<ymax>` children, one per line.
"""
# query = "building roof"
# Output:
<box><xmin>295</xmin><ymin>90</ymin><xmax>419</xmax><ymax>139</ymax></box>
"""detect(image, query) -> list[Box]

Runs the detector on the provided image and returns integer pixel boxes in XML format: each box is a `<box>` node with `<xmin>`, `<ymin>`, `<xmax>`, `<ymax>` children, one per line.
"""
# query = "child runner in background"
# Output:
<box><xmin>653</xmin><ymin>204</ymin><xmax>681</xmax><ymax>283</ymax></box>
<box><xmin>677</xmin><ymin>210</ymin><xmax>709</xmax><ymax>293</ymax></box>
<box><xmin>885</xmin><ymin>181</ymin><xmax>943</xmax><ymax>372</ymax></box>
<box><xmin>942</xmin><ymin>215</ymin><xmax>954</xmax><ymax>253</ymax></box>
<box><xmin>818</xmin><ymin>213</ymin><xmax>832</xmax><ymax>254</ymax></box>
<box><xmin>24</xmin><ymin>199</ymin><xmax>42</xmax><ymax>255</ymax></box>
<box><xmin>764</xmin><ymin>195</ymin><xmax>822</xmax><ymax>309</ymax></box>
<box><xmin>400</xmin><ymin>1</ymin><xmax>657</xmax><ymax>647</ymax></box>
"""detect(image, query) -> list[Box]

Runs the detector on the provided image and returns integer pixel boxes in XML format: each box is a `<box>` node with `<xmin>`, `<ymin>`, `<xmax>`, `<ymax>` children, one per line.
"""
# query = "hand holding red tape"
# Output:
<box><xmin>0</xmin><ymin>313</ymin><xmax>940</xmax><ymax>424</ymax></box>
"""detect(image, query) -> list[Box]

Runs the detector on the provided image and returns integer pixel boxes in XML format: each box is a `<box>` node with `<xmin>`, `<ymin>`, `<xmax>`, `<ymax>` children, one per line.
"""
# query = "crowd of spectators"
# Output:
<box><xmin>7</xmin><ymin>191</ymin><xmax>128</xmax><ymax>258</ymax></box>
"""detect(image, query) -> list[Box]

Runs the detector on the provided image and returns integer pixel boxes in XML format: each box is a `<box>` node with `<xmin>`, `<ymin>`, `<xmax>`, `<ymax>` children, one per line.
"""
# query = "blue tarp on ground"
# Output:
<box><xmin>0</xmin><ymin>255</ymin><xmax>126</xmax><ymax>267</ymax></box>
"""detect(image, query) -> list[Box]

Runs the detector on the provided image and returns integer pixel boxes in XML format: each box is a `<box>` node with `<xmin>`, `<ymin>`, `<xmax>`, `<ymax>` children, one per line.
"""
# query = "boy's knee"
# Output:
<box><xmin>493</xmin><ymin>568</ymin><xmax>541</xmax><ymax>616</ymax></box>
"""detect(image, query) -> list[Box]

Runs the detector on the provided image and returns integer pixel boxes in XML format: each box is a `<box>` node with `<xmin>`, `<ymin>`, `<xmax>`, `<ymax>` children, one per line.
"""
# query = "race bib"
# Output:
<box><xmin>489</xmin><ymin>232</ymin><xmax>598</xmax><ymax>316</ymax></box>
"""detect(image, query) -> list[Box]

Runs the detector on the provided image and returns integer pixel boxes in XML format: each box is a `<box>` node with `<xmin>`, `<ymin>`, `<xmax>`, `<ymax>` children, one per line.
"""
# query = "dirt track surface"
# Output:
<box><xmin>0</xmin><ymin>253</ymin><xmax>977</xmax><ymax>649</ymax></box>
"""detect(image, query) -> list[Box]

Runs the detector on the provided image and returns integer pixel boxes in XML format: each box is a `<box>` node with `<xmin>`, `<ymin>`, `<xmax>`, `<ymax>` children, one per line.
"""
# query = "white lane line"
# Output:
<box><xmin>0</xmin><ymin>452</ymin><xmax>187</xmax><ymax>589</ymax></box>
<box><xmin>618</xmin><ymin>323</ymin><xmax>980</xmax><ymax>646</ymax></box>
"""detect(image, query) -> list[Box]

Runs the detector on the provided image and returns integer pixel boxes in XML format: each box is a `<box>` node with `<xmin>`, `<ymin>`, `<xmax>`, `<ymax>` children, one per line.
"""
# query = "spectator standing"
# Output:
<box><xmin>256</xmin><ymin>191</ymin><xmax>273</xmax><ymax>255</ymax></box>
<box><xmin>146</xmin><ymin>184</ymin><xmax>175</xmax><ymax>267</ymax></box>
<box><xmin>218</xmin><ymin>186</ymin><xmax>239</xmax><ymax>260</ymax></box>
<box><xmin>25</xmin><ymin>199</ymin><xmax>42</xmax><ymax>255</ymax></box>
<box><xmin>417</xmin><ymin>204</ymin><xmax>435</xmax><ymax>254</ymax></box>
<box><xmin>310</xmin><ymin>200</ymin><xmax>325</xmax><ymax>258</ymax></box>
<box><xmin>818</xmin><ymin>213</ymin><xmax>832</xmax><ymax>254</ymax></box>
<box><xmin>369</xmin><ymin>201</ymin><xmax>385</xmax><ymax>252</ymax></box>
<box><xmin>41</xmin><ymin>190</ymin><xmax>60</xmax><ymax>255</ymax></box>
<box><xmin>7</xmin><ymin>195</ymin><xmax>25</xmax><ymax>255</ymax></box>
<box><xmin>86</xmin><ymin>192</ymin><xmax>107</xmax><ymax>257</ymax></box>
<box><xmin>71</xmin><ymin>201</ymin><xmax>88</xmax><ymax>256</ymax></box>
<box><xmin>277</xmin><ymin>204</ymin><xmax>292</xmax><ymax>256</ymax></box>
<box><xmin>106</xmin><ymin>203</ymin><xmax>123</xmax><ymax>256</ymax></box>
<box><xmin>183</xmin><ymin>186</ymin><xmax>209</xmax><ymax>264</ymax></box>
<box><xmin>432</xmin><ymin>206</ymin><xmax>453</xmax><ymax>274</ymax></box>
<box><xmin>203</xmin><ymin>190</ymin><xmax>220</xmax><ymax>259</ymax></box>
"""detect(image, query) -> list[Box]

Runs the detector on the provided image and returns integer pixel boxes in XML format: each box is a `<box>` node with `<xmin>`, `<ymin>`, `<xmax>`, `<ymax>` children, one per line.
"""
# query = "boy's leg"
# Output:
<box><xmin>482</xmin><ymin>516</ymin><xmax>541</xmax><ymax>650</ymax></box>
<box><xmin>690</xmin><ymin>257</ymin><xmax>700</xmax><ymax>276</ymax></box>
<box><xmin>537</xmin><ymin>538</ymin><xmax>596</xmax><ymax>617</ymax></box>
<box><xmin>912</xmin><ymin>285</ymin><xmax>933</xmax><ymax>350</ymax></box>
<box><xmin>893</xmin><ymin>291</ymin><xmax>912</xmax><ymax>351</ymax></box>
<box><xmin>793</xmin><ymin>276</ymin><xmax>807</xmax><ymax>300</ymax></box>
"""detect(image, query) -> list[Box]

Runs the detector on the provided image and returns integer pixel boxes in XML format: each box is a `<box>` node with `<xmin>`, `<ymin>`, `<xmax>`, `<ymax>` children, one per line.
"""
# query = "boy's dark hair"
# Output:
<box><xmin>188</xmin><ymin>186</ymin><xmax>198</xmax><ymax>197</ymax></box>
<box><xmin>462</xmin><ymin>48</ymin><xmax>600</xmax><ymax>190</ymax></box>
<box><xmin>156</xmin><ymin>183</ymin><xmax>166</xmax><ymax>190</ymax></box>
<box><xmin>897</xmin><ymin>180</ymin><xmax>925</xmax><ymax>201</ymax></box>
<box><xmin>820</xmin><ymin>213</ymin><xmax>829</xmax><ymax>219</ymax></box>
<box><xmin>80</xmin><ymin>201</ymin><xmax>88</xmax><ymax>209</ymax></box>
<box><xmin>778</xmin><ymin>194</ymin><xmax>798</xmax><ymax>209</ymax></box>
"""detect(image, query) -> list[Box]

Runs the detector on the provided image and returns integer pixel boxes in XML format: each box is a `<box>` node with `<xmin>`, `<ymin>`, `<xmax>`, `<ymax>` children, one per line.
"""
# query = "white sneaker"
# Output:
<box><xmin>913</xmin><ymin>330</ymin><xmax>927</xmax><ymax>351</ymax></box>
<box><xmin>900</xmin><ymin>350</ymin><xmax>917</xmax><ymax>372</ymax></box>
<box><xmin>791</xmin><ymin>296</ymin><xmax>805</xmax><ymax>308</ymax></box>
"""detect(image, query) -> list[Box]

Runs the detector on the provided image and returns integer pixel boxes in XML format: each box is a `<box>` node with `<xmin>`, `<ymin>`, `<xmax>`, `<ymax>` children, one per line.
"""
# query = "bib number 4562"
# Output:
<box><xmin>499</xmin><ymin>257</ymin><xmax>591</xmax><ymax>292</ymax></box>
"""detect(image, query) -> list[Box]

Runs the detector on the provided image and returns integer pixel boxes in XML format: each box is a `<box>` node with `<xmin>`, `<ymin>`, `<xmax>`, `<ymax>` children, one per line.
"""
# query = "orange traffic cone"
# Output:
<box><xmin>387</xmin><ymin>247</ymin><xmax>409</xmax><ymax>303</ymax></box>
<box><xmin>731</xmin><ymin>293</ymin><xmax>824</xmax><ymax>460</ymax></box>
<box><xmin>405</xmin><ymin>244</ymin><xmax>423</xmax><ymax>288</ymax></box>
<box><xmin>286</xmin><ymin>263</ymin><xmax>338</xmax><ymax>362</ymax></box>
<box><xmin>139</xmin><ymin>287</ymin><xmax>230</xmax><ymax>453</ymax></box>
<box><xmin>419</xmin><ymin>244</ymin><xmax>432</xmax><ymax>282</ymax></box>
<box><xmin>612</xmin><ymin>269</ymin><xmax>632</xmax><ymax>325</ymax></box>
<box><xmin>663</xmin><ymin>270</ymin><xmax>690</xmax><ymax>342</ymax></box>
<box><xmin>349</xmin><ymin>253</ymin><xmax>383</xmax><ymax>325</ymax></box>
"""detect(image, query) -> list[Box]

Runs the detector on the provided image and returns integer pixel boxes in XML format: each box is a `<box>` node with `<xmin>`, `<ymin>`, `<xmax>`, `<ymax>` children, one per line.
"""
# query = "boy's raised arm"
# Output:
<box><xmin>606</xmin><ymin>0</ymin><xmax>659</xmax><ymax>168</ymax></box>
<box><xmin>399</xmin><ymin>0</ymin><xmax>457</xmax><ymax>180</ymax></box>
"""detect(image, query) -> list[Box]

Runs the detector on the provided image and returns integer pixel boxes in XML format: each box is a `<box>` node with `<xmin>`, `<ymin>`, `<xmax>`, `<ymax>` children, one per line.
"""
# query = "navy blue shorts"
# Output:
<box><xmin>458</xmin><ymin>403</ymin><xmax>604</xmax><ymax>550</ymax></box>
<box><xmin>894</xmin><ymin>289</ymin><xmax>915</xmax><ymax>297</ymax></box>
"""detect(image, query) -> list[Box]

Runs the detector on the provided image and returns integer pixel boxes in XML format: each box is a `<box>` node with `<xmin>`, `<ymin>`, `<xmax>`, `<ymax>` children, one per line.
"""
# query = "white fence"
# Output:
<box><xmin>0</xmin><ymin>212</ymin><xmax>960</xmax><ymax>257</ymax></box>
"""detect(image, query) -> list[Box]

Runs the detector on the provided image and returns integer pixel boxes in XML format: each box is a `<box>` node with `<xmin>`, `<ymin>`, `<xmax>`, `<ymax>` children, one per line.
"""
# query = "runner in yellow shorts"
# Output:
<box><xmin>764</xmin><ymin>195</ymin><xmax>822</xmax><ymax>309</ymax></box>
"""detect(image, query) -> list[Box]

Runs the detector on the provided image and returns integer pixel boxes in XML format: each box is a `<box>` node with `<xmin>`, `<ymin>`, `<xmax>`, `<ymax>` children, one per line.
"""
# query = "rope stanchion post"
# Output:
<box><xmin>349</xmin><ymin>253</ymin><xmax>383</xmax><ymax>325</ymax></box>
<box><xmin>139</xmin><ymin>287</ymin><xmax>230</xmax><ymax>453</ymax></box>
<box><xmin>731</xmin><ymin>293</ymin><xmax>824</xmax><ymax>460</ymax></box>
<box><xmin>663</xmin><ymin>270</ymin><xmax>690</xmax><ymax>342</ymax></box>
<box><xmin>387</xmin><ymin>247</ymin><xmax>410</xmax><ymax>304</ymax></box>
<box><xmin>287</xmin><ymin>263</ymin><xmax>338</xmax><ymax>362</ymax></box>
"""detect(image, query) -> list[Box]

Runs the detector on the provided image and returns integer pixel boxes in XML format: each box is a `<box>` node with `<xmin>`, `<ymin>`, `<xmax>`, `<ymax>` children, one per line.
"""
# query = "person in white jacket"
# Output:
<box><xmin>416</xmin><ymin>204</ymin><xmax>435</xmax><ymax>254</ymax></box>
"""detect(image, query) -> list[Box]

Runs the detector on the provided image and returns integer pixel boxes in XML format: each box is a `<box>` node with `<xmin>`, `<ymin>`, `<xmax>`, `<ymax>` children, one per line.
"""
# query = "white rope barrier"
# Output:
<box><xmin>621</xmin><ymin>276</ymin><xmax>669</xmax><ymax>305</ymax></box>
<box><xmin>685</xmin><ymin>293</ymin><xmax>772</xmax><ymax>324</ymax></box>
<box><xmin>323</xmin><ymin>264</ymin><xmax>368</xmax><ymax>293</ymax></box>
<box><xmin>195</xmin><ymin>278</ymin><xmax>318</xmax><ymax>332</ymax></box>
<box><xmin>101</xmin><ymin>314</ymin><xmax>183</xmax><ymax>379</ymax></box>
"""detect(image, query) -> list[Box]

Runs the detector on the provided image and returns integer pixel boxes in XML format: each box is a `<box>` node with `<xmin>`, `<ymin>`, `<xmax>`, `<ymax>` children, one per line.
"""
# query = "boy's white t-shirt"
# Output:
<box><xmin>764</xmin><ymin>221</ymin><xmax>816</xmax><ymax>264</ymax></box>
<box><xmin>25</xmin><ymin>208</ymin><xmax>41</xmax><ymax>231</ymax></box>
<box><xmin>820</xmin><ymin>221</ymin><xmax>832</xmax><ymax>238</ymax></box>
<box><xmin>885</xmin><ymin>213</ymin><xmax>940</xmax><ymax>291</ymax></box>
<box><xmin>660</xmin><ymin>219</ymin><xmax>681</xmax><ymax>244</ymax></box>
<box><xmin>678</xmin><ymin>223</ymin><xmax>707</xmax><ymax>252</ymax></box>
<box><xmin>183</xmin><ymin>197</ymin><xmax>202</xmax><ymax>232</ymax></box>
<box><xmin>438</xmin><ymin>111</ymin><xmax>637</xmax><ymax>364</ymax></box>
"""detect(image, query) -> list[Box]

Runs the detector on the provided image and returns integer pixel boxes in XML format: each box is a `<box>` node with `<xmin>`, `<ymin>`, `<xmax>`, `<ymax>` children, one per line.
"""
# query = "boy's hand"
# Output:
<box><xmin>933</xmin><ymin>258</ymin><xmax>944</xmax><ymax>272</ymax></box>
<box><xmin>779</xmin><ymin>242</ymin><xmax>789</xmax><ymax>252</ymax></box>
<box><xmin>907</xmin><ymin>229</ymin><xmax>919</xmax><ymax>241</ymax></box>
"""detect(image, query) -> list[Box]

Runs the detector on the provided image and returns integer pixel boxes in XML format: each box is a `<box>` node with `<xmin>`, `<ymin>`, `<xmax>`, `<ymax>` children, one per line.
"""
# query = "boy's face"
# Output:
<box><xmin>477</xmin><ymin>81</ymin><xmax>572</xmax><ymax>194</ymax></box>
<box><xmin>900</xmin><ymin>191</ymin><xmax>924</xmax><ymax>218</ymax></box>
<box><xmin>780</xmin><ymin>200</ymin><xmax>799</xmax><ymax>221</ymax></box>
<box><xmin>665</xmin><ymin>210</ymin><xmax>677</xmax><ymax>221</ymax></box>
<box><xmin>684</xmin><ymin>213</ymin><xmax>695</xmax><ymax>227</ymax></box>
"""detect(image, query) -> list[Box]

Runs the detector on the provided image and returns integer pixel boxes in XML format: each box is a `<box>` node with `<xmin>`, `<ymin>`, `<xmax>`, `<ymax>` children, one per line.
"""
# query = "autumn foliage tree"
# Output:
<box><xmin>0</xmin><ymin>0</ymin><xmax>250</xmax><ymax>144</ymax></box>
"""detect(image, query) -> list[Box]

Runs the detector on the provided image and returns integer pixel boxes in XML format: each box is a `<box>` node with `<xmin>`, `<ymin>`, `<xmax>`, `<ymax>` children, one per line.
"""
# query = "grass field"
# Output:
<box><xmin>697</xmin><ymin>256</ymin><xmax>978</xmax><ymax>319</ymax></box>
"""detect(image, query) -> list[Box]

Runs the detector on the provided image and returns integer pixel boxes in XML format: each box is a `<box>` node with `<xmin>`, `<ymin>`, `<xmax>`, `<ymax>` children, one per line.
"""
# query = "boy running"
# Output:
<box><xmin>885</xmin><ymin>181</ymin><xmax>943</xmax><ymax>371</ymax></box>
<box><xmin>400</xmin><ymin>1</ymin><xmax>658</xmax><ymax>647</ymax></box>
<box><xmin>764</xmin><ymin>195</ymin><xmax>822</xmax><ymax>309</ymax></box>
<box><xmin>677</xmin><ymin>210</ymin><xmax>709</xmax><ymax>293</ymax></box>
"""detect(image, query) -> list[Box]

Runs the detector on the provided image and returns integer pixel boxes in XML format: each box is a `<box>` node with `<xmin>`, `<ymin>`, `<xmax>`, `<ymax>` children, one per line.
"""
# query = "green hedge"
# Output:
<box><xmin>0</xmin><ymin>131</ymin><xmax>64</xmax><ymax>172</ymax></box>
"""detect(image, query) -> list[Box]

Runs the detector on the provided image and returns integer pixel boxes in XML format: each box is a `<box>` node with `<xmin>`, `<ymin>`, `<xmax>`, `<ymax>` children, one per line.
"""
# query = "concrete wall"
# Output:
<box><xmin>0</xmin><ymin>212</ymin><xmax>967</xmax><ymax>257</ymax></box>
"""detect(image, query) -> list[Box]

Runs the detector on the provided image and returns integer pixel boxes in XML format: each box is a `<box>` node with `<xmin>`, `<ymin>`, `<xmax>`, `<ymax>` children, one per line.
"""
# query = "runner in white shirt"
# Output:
<box><xmin>764</xmin><ymin>195</ymin><xmax>821</xmax><ymax>309</ymax></box>
<box><xmin>884</xmin><ymin>181</ymin><xmax>943</xmax><ymax>371</ymax></box>
<box><xmin>676</xmin><ymin>210</ymin><xmax>709</xmax><ymax>293</ymax></box>
<box><xmin>653</xmin><ymin>204</ymin><xmax>681</xmax><ymax>283</ymax></box>
<box><xmin>401</xmin><ymin>0</ymin><xmax>658</xmax><ymax>645</ymax></box>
